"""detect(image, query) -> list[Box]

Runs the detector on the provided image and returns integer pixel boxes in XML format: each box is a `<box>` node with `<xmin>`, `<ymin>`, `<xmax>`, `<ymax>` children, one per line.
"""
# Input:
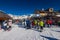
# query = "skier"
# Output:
<box><xmin>57</xmin><ymin>21</ymin><xmax>60</xmax><ymax>26</ymax></box>
<box><xmin>46</xmin><ymin>19</ymin><xmax>50</xmax><ymax>27</ymax></box>
<box><xmin>7</xmin><ymin>19</ymin><xmax>12</xmax><ymax>31</ymax></box>
<box><xmin>2</xmin><ymin>20</ymin><xmax>7</xmax><ymax>31</ymax></box>
<box><xmin>0</xmin><ymin>23</ymin><xmax>2</xmax><ymax>30</ymax></box>
<box><xmin>46</xmin><ymin>19</ymin><xmax>52</xmax><ymax>27</ymax></box>
<box><xmin>26</xmin><ymin>17</ymin><xmax>31</xmax><ymax>29</ymax></box>
<box><xmin>34</xmin><ymin>19</ymin><xmax>38</xmax><ymax>29</ymax></box>
<box><xmin>31</xmin><ymin>20</ymin><xmax>35</xmax><ymax>28</ymax></box>
<box><xmin>49</xmin><ymin>19</ymin><xmax>53</xmax><ymax>27</ymax></box>
<box><xmin>39</xmin><ymin>19</ymin><xmax>44</xmax><ymax>32</ymax></box>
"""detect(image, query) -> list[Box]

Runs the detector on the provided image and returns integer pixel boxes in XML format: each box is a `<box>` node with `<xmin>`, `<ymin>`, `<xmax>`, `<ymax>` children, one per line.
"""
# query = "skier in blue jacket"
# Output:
<box><xmin>26</xmin><ymin>18</ymin><xmax>31</xmax><ymax>29</ymax></box>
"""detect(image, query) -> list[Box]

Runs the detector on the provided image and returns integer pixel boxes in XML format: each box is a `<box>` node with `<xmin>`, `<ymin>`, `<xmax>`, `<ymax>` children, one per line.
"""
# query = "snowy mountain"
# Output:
<box><xmin>8</xmin><ymin>14</ymin><xmax>29</xmax><ymax>19</ymax></box>
<box><xmin>8</xmin><ymin>14</ymin><xmax>40</xmax><ymax>19</ymax></box>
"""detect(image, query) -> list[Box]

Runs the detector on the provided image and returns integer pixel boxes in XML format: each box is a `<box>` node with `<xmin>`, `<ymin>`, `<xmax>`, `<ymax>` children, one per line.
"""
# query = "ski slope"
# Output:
<box><xmin>0</xmin><ymin>24</ymin><xmax>60</xmax><ymax>40</ymax></box>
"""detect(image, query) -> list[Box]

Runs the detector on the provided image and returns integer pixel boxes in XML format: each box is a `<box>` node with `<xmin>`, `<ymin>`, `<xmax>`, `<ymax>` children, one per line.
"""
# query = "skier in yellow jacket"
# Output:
<box><xmin>34</xmin><ymin>20</ymin><xmax>38</xmax><ymax>28</ymax></box>
<box><xmin>39</xmin><ymin>20</ymin><xmax>44</xmax><ymax>32</ymax></box>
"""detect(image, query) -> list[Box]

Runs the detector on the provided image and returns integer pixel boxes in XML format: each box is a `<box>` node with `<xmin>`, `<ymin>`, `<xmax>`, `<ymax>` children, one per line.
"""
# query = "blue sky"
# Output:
<box><xmin>0</xmin><ymin>0</ymin><xmax>60</xmax><ymax>15</ymax></box>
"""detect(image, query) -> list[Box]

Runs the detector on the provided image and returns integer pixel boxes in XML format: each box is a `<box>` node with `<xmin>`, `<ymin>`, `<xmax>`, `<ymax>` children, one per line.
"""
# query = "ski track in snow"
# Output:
<box><xmin>0</xmin><ymin>24</ymin><xmax>60</xmax><ymax>40</ymax></box>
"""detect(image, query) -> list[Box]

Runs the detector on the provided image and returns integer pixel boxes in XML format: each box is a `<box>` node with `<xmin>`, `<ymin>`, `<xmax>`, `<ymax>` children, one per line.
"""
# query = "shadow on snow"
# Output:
<box><xmin>51</xmin><ymin>30</ymin><xmax>60</xmax><ymax>32</ymax></box>
<box><xmin>40</xmin><ymin>35</ymin><xmax>58</xmax><ymax>40</ymax></box>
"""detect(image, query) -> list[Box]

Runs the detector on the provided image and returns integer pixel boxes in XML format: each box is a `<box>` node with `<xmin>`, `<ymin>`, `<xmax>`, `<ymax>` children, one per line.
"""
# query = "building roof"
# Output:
<box><xmin>0</xmin><ymin>11</ymin><xmax>12</xmax><ymax>20</ymax></box>
<box><xmin>35</xmin><ymin>8</ymin><xmax>60</xmax><ymax>14</ymax></box>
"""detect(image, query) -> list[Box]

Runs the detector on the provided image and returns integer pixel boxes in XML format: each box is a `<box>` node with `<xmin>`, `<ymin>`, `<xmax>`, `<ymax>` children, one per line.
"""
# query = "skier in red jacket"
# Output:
<box><xmin>46</xmin><ymin>19</ymin><xmax>53</xmax><ymax>27</ymax></box>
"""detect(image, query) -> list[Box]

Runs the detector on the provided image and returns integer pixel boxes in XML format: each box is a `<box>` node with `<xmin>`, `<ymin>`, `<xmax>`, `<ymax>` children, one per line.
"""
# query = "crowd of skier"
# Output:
<box><xmin>21</xmin><ymin>17</ymin><xmax>60</xmax><ymax>32</ymax></box>
<box><xmin>22</xmin><ymin>18</ymin><xmax>53</xmax><ymax>32</ymax></box>
<box><xmin>0</xmin><ymin>17</ymin><xmax>60</xmax><ymax>32</ymax></box>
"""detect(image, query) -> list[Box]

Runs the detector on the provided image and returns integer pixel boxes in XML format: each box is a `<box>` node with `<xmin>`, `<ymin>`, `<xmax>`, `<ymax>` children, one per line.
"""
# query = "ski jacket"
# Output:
<box><xmin>34</xmin><ymin>20</ymin><xmax>37</xmax><ymax>25</ymax></box>
<box><xmin>39</xmin><ymin>21</ymin><xmax>44</xmax><ymax>27</ymax></box>
<box><xmin>32</xmin><ymin>21</ymin><xmax>35</xmax><ymax>26</ymax></box>
<box><xmin>26</xmin><ymin>19</ymin><xmax>31</xmax><ymax>24</ymax></box>
<box><xmin>46</xmin><ymin>20</ymin><xmax>52</xmax><ymax>24</ymax></box>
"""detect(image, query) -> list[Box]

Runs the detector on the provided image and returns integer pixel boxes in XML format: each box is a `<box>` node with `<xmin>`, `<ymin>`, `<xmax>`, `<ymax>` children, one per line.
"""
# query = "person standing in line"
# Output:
<box><xmin>34</xmin><ymin>19</ymin><xmax>38</xmax><ymax>29</ymax></box>
<box><xmin>57</xmin><ymin>20</ymin><xmax>60</xmax><ymax>26</ymax></box>
<box><xmin>26</xmin><ymin>17</ymin><xmax>31</xmax><ymax>29</ymax></box>
<box><xmin>3</xmin><ymin>20</ymin><xmax>7</xmax><ymax>31</ymax></box>
<box><xmin>49</xmin><ymin>19</ymin><xmax>53</xmax><ymax>27</ymax></box>
<box><xmin>31</xmin><ymin>20</ymin><xmax>35</xmax><ymax>28</ymax></box>
<box><xmin>0</xmin><ymin>23</ymin><xmax>2</xmax><ymax>30</ymax></box>
<box><xmin>7</xmin><ymin>19</ymin><xmax>12</xmax><ymax>31</ymax></box>
<box><xmin>24</xmin><ymin>19</ymin><xmax>26</xmax><ymax>28</ymax></box>
<box><xmin>39</xmin><ymin>19</ymin><xmax>44</xmax><ymax>32</ymax></box>
<box><xmin>46</xmin><ymin>19</ymin><xmax>53</xmax><ymax>27</ymax></box>
<box><xmin>46</xmin><ymin>19</ymin><xmax>50</xmax><ymax>27</ymax></box>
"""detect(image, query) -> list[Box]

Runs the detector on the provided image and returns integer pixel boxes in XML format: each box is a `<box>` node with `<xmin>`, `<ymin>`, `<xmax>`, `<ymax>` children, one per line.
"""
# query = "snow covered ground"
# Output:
<box><xmin>0</xmin><ymin>24</ymin><xmax>60</xmax><ymax>40</ymax></box>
